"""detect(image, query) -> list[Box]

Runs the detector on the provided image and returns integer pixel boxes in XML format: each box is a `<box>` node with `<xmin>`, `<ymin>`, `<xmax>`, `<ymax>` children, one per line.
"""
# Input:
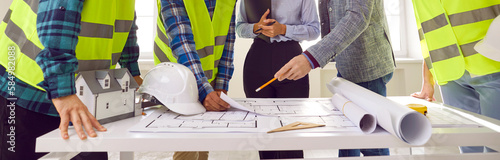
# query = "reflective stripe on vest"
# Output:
<box><xmin>412</xmin><ymin>0</ymin><xmax>500</xmax><ymax>85</ymax></box>
<box><xmin>153</xmin><ymin>0</ymin><xmax>235</xmax><ymax>82</ymax></box>
<box><xmin>0</xmin><ymin>0</ymin><xmax>135</xmax><ymax>91</ymax></box>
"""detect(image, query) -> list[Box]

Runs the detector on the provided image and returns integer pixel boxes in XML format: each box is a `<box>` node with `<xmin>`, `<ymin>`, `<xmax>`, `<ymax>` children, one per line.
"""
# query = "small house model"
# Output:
<box><xmin>75</xmin><ymin>68</ymin><xmax>140</xmax><ymax>124</ymax></box>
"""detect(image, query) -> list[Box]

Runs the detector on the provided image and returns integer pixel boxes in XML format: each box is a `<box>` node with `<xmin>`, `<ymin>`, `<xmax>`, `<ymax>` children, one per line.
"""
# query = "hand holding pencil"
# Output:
<box><xmin>254</xmin><ymin>21</ymin><xmax>276</xmax><ymax>33</ymax></box>
<box><xmin>275</xmin><ymin>54</ymin><xmax>312</xmax><ymax>81</ymax></box>
<box><xmin>255</xmin><ymin>68</ymin><xmax>291</xmax><ymax>92</ymax></box>
<box><xmin>259</xmin><ymin>19</ymin><xmax>285</xmax><ymax>38</ymax></box>
<box><xmin>256</xmin><ymin>55</ymin><xmax>312</xmax><ymax>92</ymax></box>
<box><xmin>253</xmin><ymin>9</ymin><xmax>271</xmax><ymax>34</ymax></box>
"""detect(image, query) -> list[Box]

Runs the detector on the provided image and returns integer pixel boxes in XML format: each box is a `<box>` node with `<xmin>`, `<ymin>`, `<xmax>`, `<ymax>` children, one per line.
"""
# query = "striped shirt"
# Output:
<box><xmin>160</xmin><ymin>0</ymin><xmax>236</xmax><ymax>102</ymax></box>
<box><xmin>0</xmin><ymin>0</ymin><xmax>140</xmax><ymax>116</ymax></box>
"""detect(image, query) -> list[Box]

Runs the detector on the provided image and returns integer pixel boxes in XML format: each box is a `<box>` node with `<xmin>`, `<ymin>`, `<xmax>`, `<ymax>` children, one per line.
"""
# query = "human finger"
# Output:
<box><xmin>87</xmin><ymin>111</ymin><xmax>107</xmax><ymax>132</ymax></box>
<box><xmin>59</xmin><ymin>113</ymin><xmax>70</xmax><ymax>140</ymax></box>
<box><xmin>260</xmin><ymin>9</ymin><xmax>270</xmax><ymax>21</ymax></box>
<box><xmin>263</xmin><ymin>19</ymin><xmax>277</xmax><ymax>24</ymax></box>
<box><xmin>275</xmin><ymin>64</ymin><xmax>293</xmax><ymax>81</ymax></box>
<box><xmin>205</xmin><ymin>96</ymin><xmax>221</xmax><ymax>111</ymax></box>
<box><xmin>202</xmin><ymin>100</ymin><xmax>215</xmax><ymax>111</ymax></box>
<box><xmin>208</xmin><ymin>97</ymin><xmax>225</xmax><ymax>111</ymax></box>
<box><xmin>70</xmin><ymin>110</ymin><xmax>87</xmax><ymax>140</ymax></box>
<box><xmin>410</xmin><ymin>92</ymin><xmax>422</xmax><ymax>98</ymax></box>
<box><xmin>79</xmin><ymin>111</ymin><xmax>97</xmax><ymax>137</ymax></box>
<box><xmin>214</xmin><ymin>95</ymin><xmax>230</xmax><ymax>109</ymax></box>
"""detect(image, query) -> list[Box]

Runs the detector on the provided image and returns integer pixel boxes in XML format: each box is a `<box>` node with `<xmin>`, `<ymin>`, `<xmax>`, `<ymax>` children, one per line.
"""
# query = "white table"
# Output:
<box><xmin>36</xmin><ymin>97</ymin><xmax>500</xmax><ymax>160</ymax></box>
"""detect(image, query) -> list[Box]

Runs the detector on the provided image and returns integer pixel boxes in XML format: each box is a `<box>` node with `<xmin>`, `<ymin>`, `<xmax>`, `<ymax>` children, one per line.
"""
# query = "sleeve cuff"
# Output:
<box><xmin>124</xmin><ymin>61</ymin><xmax>141</xmax><ymax>77</ymax></box>
<box><xmin>215</xmin><ymin>78</ymin><xmax>230</xmax><ymax>91</ymax></box>
<box><xmin>302</xmin><ymin>51</ymin><xmax>320</xmax><ymax>69</ymax></box>
<box><xmin>284</xmin><ymin>24</ymin><xmax>292</xmax><ymax>37</ymax></box>
<box><xmin>248</xmin><ymin>24</ymin><xmax>259</xmax><ymax>37</ymax></box>
<box><xmin>198</xmin><ymin>82</ymin><xmax>214</xmax><ymax>103</ymax></box>
<box><xmin>38</xmin><ymin>73</ymin><xmax>76</xmax><ymax>99</ymax></box>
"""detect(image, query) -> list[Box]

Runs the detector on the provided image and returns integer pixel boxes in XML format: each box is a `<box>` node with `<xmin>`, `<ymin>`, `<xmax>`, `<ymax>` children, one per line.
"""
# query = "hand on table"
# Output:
<box><xmin>411</xmin><ymin>82</ymin><xmax>436</xmax><ymax>102</ymax></box>
<box><xmin>52</xmin><ymin>94</ymin><xmax>106</xmax><ymax>140</ymax></box>
<box><xmin>203</xmin><ymin>90</ymin><xmax>230</xmax><ymax>111</ymax></box>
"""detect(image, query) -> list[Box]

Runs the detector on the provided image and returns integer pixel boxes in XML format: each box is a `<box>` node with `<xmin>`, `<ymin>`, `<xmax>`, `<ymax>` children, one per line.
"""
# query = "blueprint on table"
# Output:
<box><xmin>129</xmin><ymin>98</ymin><xmax>360</xmax><ymax>133</ymax></box>
<box><xmin>220</xmin><ymin>93</ymin><xmax>341</xmax><ymax>116</ymax></box>
<box><xmin>129</xmin><ymin>97</ymin><xmax>484</xmax><ymax>133</ymax></box>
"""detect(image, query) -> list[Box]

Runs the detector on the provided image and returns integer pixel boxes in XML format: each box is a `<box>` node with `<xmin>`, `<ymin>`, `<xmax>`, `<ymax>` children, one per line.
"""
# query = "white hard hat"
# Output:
<box><xmin>138</xmin><ymin>62</ymin><xmax>206</xmax><ymax>115</ymax></box>
<box><xmin>475</xmin><ymin>15</ymin><xmax>500</xmax><ymax>62</ymax></box>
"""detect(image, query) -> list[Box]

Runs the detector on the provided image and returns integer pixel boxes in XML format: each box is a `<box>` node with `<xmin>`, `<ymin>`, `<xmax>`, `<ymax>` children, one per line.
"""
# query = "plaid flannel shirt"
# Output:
<box><xmin>0</xmin><ymin>0</ymin><xmax>140</xmax><ymax>116</ymax></box>
<box><xmin>160</xmin><ymin>0</ymin><xmax>236</xmax><ymax>102</ymax></box>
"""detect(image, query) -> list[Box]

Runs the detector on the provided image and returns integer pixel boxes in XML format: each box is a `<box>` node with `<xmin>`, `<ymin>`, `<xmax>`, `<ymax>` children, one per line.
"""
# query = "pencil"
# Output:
<box><xmin>255</xmin><ymin>21</ymin><xmax>277</xmax><ymax>33</ymax></box>
<box><xmin>255</xmin><ymin>77</ymin><xmax>277</xmax><ymax>92</ymax></box>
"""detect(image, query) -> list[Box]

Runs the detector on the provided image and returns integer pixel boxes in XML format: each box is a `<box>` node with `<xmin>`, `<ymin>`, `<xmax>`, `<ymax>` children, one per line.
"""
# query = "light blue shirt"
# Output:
<box><xmin>236</xmin><ymin>0</ymin><xmax>320</xmax><ymax>43</ymax></box>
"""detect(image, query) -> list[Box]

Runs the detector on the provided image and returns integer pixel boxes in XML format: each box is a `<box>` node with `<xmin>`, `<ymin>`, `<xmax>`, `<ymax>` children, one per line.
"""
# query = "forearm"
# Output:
<box><xmin>306</xmin><ymin>0</ymin><xmax>375</xmax><ymax>67</ymax></box>
<box><xmin>118</xmin><ymin>18</ymin><xmax>140</xmax><ymax>77</ymax></box>
<box><xmin>216</xmin><ymin>16</ymin><xmax>235</xmax><ymax>91</ymax></box>
<box><xmin>235</xmin><ymin>1</ymin><xmax>259</xmax><ymax>38</ymax></box>
<box><xmin>161</xmin><ymin>0</ymin><xmax>214</xmax><ymax>101</ymax></box>
<box><xmin>283</xmin><ymin>0</ymin><xmax>320</xmax><ymax>41</ymax></box>
<box><xmin>422</xmin><ymin>61</ymin><xmax>435</xmax><ymax>86</ymax></box>
<box><xmin>284</xmin><ymin>24</ymin><xmax>319</xmax><ymax>41</ymax></box>
<box><xmin>36</xmin><ymin>0</ymin><xmax>83</xmax><ymax>99</ymax></box>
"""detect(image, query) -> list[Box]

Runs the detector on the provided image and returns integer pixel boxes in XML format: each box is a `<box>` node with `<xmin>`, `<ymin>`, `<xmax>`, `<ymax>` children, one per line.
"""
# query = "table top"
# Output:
<box><xmin>36</xmin><ymin>97</ymin><xmax>500</xmax><ymax>152</ymax></box>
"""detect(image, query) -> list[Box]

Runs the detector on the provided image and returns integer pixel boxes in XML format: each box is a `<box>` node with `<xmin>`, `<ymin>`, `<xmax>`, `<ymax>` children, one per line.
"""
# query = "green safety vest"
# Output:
<box><xmin>153</xmin><ymin>0</ymin><xmax>235</xmax><ymax>83</ymax></box>
<box><xmin>412</xmin><ymin>0</ymin><xmax>500</xmax><ymax>85</ymax></box>
<box><xmin>0</xmin><ymin>0</ymin><xmax>135</xmax><ymax>91</ymax></box>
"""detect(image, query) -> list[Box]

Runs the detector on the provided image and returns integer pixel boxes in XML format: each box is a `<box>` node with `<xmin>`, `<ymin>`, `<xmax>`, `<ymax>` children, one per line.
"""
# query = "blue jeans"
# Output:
<box><xmin>440</xmin><ymin>71</ymin><xmax>500</xmax><ymax>153</ymax></box>
<box><xmin>337</xmin><ymin>72</ymin><xmax>393</xmax><ymax>157</ymax></box>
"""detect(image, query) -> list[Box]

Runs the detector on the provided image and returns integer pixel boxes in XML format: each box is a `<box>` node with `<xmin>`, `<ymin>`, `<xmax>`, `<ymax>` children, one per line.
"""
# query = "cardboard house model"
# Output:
<box><xmin>75</xmin><ymin>68</ymin><xmax>139</xmax><ymax>124</ymax></box>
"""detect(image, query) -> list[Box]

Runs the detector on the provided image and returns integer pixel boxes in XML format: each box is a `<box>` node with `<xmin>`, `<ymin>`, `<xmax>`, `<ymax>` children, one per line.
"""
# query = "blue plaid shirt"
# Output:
<box><xmin>0</xmin><ymin>0</ymin><xmax>140</xmax><ymax>116</ymax></box>
<box><xmin>160</xmin><ymin>0</ymin><xmax>236</xmax><ymax>102</ymax></box>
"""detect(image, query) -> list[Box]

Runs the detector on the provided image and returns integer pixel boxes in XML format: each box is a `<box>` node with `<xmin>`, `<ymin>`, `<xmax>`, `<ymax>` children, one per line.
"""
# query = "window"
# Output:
<box><xmin>384</xmin><ymin>0</ymin><xmax>405</xmax><ymax>57</ymax></box>
<box><xmin>105</xmin><ymin>79</ymin><xmax>110</xmax><ymax>87</ymax></box>
<box><xmin>79</xmin><ymin>86</ymin><xmax>84</xmax><ymax>96</ymax></box>
<box><xmin>125</xmin><ymin>81</ymin><xmax>129</xmax><ymax>92</ymax></box>
<box><xmin>135</xmin><ymin>0</ymin><xmax>156</xmax><ymax>60</ymax></box>
<box><xmin>301</xmin><ymin>0</ymin><xmax>407</xmax><ymax>57</ymax></box>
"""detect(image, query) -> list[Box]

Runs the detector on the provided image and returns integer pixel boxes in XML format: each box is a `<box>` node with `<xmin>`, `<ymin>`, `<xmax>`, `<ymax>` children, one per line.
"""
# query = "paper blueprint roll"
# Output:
<box><xmin>331</xmin><ymin>94</ymin><xmax>376</xmax><ymax>134</ymax></box>
<box><xmin>327</xmin><ymin>77</ymin><xmax>432</xmax><ymax>145</ymax></box>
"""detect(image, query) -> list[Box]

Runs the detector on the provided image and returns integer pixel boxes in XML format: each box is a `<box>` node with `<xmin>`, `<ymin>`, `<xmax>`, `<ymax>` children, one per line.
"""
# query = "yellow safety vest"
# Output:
<box><xmin>153</xmin><ymin>0</ymin><xmax>235</xmax><ymax>83</ymax></box>
<box><xmin>412</xmin><ymin>0</ymin><xmax>500</xmax><ymax>85</ymax></box>
<box><xmin>0</xmin><ymin>0</ymin><xmax>135</xmax><ymax>91</ymax></box>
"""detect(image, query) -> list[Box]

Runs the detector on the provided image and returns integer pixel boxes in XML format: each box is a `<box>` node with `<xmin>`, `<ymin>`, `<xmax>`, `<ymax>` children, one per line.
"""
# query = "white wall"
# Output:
<box><xmin>1</xmin><ymin>0</ymin><xmax>13</xmax><ymax>19</ymax></box>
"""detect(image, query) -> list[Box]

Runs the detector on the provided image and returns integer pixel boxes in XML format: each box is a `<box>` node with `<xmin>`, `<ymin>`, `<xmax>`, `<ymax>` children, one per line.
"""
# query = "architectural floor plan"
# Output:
<box><xmin>130</xmin><ymin>98</ymin><xmax>483</xmax><ymax>133</ymax></box>
<box><xmin>129</xmin><ymin>98</ymin><xmax>363</xmax><ymax>133</ymax></box>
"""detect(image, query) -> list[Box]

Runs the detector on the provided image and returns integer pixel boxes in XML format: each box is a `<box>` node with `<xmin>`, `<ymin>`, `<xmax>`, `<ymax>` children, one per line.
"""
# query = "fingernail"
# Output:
<box><xmin>63</xmin><ymin>134</ymin><xmax>69</xmax><ymax>139</ymax></box>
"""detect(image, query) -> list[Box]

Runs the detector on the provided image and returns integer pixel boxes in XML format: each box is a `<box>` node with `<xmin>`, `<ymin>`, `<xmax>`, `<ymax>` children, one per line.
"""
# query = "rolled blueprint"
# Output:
<box><xmin>327</xmin><ymin>77</ymin><xmax>432</xmax><ymax>145</ymax></box>
<box><xmin>332</xmin><ymin>94</ymin><xmax>376</xmax><ymax>134</ymax></box>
